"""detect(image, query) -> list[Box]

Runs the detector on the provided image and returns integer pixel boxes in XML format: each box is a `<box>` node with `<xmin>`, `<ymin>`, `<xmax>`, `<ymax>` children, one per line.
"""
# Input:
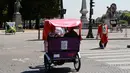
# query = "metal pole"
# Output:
<box><xmin>60</xmin><ymin>0</ymin><xmax>64</xmax><ymax>19</ymax></box>
<box><xmin>86</xmin><ymin>0</ymin><xmax>94</xmax><ymax>38</ymax></box>
<box><xmin>38</xmin><ymin>21</ymin><xmax>40</xmax><ymax>40</ymax></box>
<box><xmin>37</xmin><ymin>5</ymin><xmax>40</xmax><ymax>40</ymax></box>
<box><xmin>37</xmin><ymin>13</ymin><xmax>40</xmax><ymax>40</ymax></box>
<box><xmin>125</xmin><ymin>25</ymin><xmax>127</xmax><ymax>37</ymax></box>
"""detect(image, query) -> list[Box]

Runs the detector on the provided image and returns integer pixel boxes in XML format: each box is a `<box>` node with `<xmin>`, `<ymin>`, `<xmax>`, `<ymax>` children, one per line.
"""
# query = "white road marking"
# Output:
<box><xmin>106</xmin><ymin>61</ymin><xmax>130</xmax><ymax>65</ymax></box>
<box><xmin>12</xmin><ymin>58</ymin><xmax>30</xmax><ymax>63</ymax></box>
<box><xmin>80</xmin><ymin>49</ymin><xmax>130</xmax><ymax>54</ymax></box>
<box><xmin>86</xmin><ymin>55</ymin><xmax>130</xmax><ymax>59</ymax></box>
<box><xmin>80</xmin><ymin>49</ymin><xmax>130</xmax><ymax>70</ymax></box>
<box><xmin>96</xmin><ymin>58</ymin><xmax>130</xmax><ymax>62</ymax></box>
<box><xmin>119</xmin><ymin>66</ymin><xmax>130</xmax><ymax>69</ymax></box>
<box><xmin>2</xmin><ymin>47</ymin><xmax>16</xmax><ymax>50</ymax></box>
<box><xmin>81</xmin><ymin>52</ymin><xmax>130</xmax><ymax>56</ymax></box>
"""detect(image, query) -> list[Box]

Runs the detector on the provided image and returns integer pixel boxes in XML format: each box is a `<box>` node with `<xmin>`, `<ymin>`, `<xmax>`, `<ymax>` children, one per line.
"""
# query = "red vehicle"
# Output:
<box><xmin>42</xmin><ymin>19</ymin><xmax>82</xmax><ymax>72</ymax></box>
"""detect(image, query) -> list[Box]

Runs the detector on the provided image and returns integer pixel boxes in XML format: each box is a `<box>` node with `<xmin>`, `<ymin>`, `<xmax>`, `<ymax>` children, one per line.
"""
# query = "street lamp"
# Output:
<box><xmin>37</xmin><ymin>4</ymin><xmax>41</xmax><ymax>40</ymax></box>
<box><xmin>80</xmin><ymin>0</ymin><xmax>88</xmax><ymax>28</ymax></box>
<box><xmin>86</xmin><ymin>0</ymin><xmax>95</xmax><ymax>38</ymax></box>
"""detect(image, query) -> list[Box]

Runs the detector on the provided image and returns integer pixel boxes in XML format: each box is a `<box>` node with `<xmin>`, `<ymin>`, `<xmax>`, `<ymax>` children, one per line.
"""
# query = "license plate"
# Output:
<box><xmin>54</xmin><ymin>54</ymin><xmax>60</xmax><ymax>58</ymax></box>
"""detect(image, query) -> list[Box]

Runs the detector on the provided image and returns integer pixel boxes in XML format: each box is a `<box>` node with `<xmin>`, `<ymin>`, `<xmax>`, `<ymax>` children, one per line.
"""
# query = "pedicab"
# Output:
<box><xmin>5</xmin><ymin>22</ymin><xmax>16</xmax><ymax>35</ymax></box>
<box><xmin>42</xmin><ymin>19</ymin><xmax>82</xmax><ymax>72</ymax></box>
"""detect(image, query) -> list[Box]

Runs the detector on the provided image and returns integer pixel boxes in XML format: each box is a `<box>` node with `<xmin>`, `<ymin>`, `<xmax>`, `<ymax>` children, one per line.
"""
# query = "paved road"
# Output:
<box><xmin>0</xmin><ymin>29</ymin><xmax>130</xmax><ymax>73</ymax></box>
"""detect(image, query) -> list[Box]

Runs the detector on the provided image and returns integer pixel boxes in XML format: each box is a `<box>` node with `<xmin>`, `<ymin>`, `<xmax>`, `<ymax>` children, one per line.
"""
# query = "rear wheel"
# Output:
<box><xmin>74</xmin><ymin>54</ymin><xmax>81</xmax><ymax>72</ymax></box>
<box><xmin>44</xmin><ymin>55</ymin><xmax>51</xmax><ymax>72</ymax></box>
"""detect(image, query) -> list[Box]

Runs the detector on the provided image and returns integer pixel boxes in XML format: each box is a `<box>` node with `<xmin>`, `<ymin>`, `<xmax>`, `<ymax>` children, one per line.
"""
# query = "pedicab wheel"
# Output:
<box><xmin>74</xmin><ymin>54</ymin><xmax>81</xmax><ymax>72</ymax></box>
<box><xmin>44</xmin><ymin>55</ymin><xmax>51</xmax><ymax>72</ymax></box>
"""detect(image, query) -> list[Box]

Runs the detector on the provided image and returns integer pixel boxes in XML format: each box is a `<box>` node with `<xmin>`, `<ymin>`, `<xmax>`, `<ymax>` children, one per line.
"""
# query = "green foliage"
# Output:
<box><xmin>21</xmin><ymin>0</ymin><xmax>60</xmax><ymax>20</ymax></box>
<box><xmin>0</xmin><ymin>0</ymin><xmax>60</xmax><ymax>22</ymax></box>
<box><xmin>119</xmin><ymin>20</ymin><xmax>128</xmax><ymax>24</ymax></box>
<box><xmin>2</xmin><ymin>8</ymin><xmax>8</xmax><ymax>15</ymax></box>
<box><xmin>0</xmin><ymin>0</ymin><xmax>8</xmax><ymax>23</ymax></box>
<box><xmin>40</xmin><ymin>0</ymin><xmax>60</xmax><ymax>18</ymax></box>
<box><xmin>18</xmin><ymin>24</ymin><xmax>23</xmax><ymax>28</ymax></box>
<box><xmin>120</xmin><ymin>12</ymin><xmax>130</xmax><ymax>24</ymax></box>
<box><xmin>121</xmin><ymin>12</ymin><xmax>130</xmax><ymax>19</ymax></box>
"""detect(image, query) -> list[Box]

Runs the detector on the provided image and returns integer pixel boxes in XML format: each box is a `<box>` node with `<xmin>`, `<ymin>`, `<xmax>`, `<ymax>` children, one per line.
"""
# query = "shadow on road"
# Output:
<box><xmin>22</xmin><ymin>65</ymin><xmax>75</xmax><ymax>73</ymax></box>
<box><xmin>0</xmin><ymin>34</ymin><xmax>5</xmax><ymax>35</ymax></box>
<box><xmin>90</xmin><ymin>47</ymin><xmax>104</xmax><ymax>50</ymax></box>
<box><xmin>0</xmin><ymin>33</ymin><xmax>14</xmax><ymax>35</ymax></box>
<box><xmin>27</xmin><ymin>39</ymin><xmax>43</xmax><ymax>41</ymax></box>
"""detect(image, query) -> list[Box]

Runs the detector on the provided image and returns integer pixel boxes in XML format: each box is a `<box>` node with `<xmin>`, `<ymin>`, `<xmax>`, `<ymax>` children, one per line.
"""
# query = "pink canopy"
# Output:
<box><xmin>44</xmin><ymin>19</ymin><xmax>81</xmax><ymax>27</ymax></box>
<box><xmin>42</xmin><ymin>19</ymin><xmax>82</xmax><ymax>40</ymax></box>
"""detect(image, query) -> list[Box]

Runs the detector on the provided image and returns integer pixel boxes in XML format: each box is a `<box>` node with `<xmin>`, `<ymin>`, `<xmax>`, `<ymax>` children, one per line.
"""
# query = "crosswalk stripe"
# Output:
<box><xmin>106</xmin><ymin>61</ymin><xmax>130</xmax><ymax>65</ymax></box>
<box><xmin>80</xmin><ymin>49</ymin><xmax>130</xmax><ymax>54</ymax></box>
<box><xmin>81</xmin><ymin>49</ymin><xmax>130</xmax><ymax>70</ymax></box>
<box><xmin>81</xmin><ymin>52</ymin><xmax>130</xmax><ymax>56</ymax></box>
<box><xmin>119</xmin><ymin>66</ymin><xmax>130</xmax><ymax>69</ymax></box>
<box><xmin>96</xmin><ymin>58</ymin><xmax>130</xmax><ymax>61</ymax></box>
<box><xmin>86</xmin><ymin>55</ymin><xmax>130</xmax><ymax>59</ymax></box>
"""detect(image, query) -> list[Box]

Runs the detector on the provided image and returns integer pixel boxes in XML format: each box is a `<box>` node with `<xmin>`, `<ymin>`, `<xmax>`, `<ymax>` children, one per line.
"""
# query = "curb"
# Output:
<box><xmin>82</xmin><ymin>38</ymin><xmax>130</xmax><ymax>40</ymax></box>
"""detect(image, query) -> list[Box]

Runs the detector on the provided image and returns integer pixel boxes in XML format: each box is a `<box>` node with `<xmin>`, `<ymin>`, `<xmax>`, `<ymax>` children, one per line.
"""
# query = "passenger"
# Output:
<box><xmin>48</xmin><ymin>27</ymin><xmax>65</xmax><ymax>38</ymax></box>
<box><xmin>64</xmin><ymin>27</ymin><xmax>78</xmax><ymax>37</ymax></box>
<box><xmin>55</xmin><ymin>27</ymin><xmax>65</xmax><ymax>37</ymax></box>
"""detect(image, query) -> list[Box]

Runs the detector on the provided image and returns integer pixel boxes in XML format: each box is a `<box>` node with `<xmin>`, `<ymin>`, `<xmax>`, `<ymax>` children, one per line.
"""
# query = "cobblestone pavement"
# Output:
<box><xmin>0</xmin><ymin>29</ymin><xmax>130</xmax><ymax>73</ymax></box>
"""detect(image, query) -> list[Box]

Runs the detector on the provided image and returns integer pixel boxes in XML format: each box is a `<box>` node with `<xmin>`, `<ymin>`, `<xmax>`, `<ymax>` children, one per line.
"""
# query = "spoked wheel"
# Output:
<box><xmin>74</xmin><ymin>54</ymin><xmax>81</xmax><ymax>72</ymax></box>
<box><xmin>44</xmin><ymin>55</ymin><xmax>51</xmax><ymax>72</ymax></box>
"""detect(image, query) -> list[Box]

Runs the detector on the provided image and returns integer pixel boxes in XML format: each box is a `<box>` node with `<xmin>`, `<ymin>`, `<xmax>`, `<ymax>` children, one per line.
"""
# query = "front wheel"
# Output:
<box><xmin>74</xmin><ymin>54</ymin><xmax>81</xmax><ymax>72</ymax></box>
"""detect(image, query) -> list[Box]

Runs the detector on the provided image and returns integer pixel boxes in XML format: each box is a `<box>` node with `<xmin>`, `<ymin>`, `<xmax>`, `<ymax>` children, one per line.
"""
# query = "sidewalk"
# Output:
<box><xmin>82</xmin><ymin>36</ymin><xmax>130</xmax><ymax>40</ymax></box>
<box><xmin>81</xmin><ymin>29</ymin><xmax>130</xmax><ymax>40</ymax></box>
<box><xmin>82</xmin><ymin>33</ymin><xmax>130</xmax><ymax>40</ymax></box>
<box><xmin>0</xmin><ymin>30</ymin><xmax>4</xmax><ymax>32</ymax></box>
<box><xmin>1</xmin><ymin>29</ymin><xmax>130</xmax><ymax>40</ymax></box>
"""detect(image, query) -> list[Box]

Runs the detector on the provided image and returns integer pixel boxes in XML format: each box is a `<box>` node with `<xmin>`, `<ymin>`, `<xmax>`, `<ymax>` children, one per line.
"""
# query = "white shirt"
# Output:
<box><xmin>55</xmin><ymin>27</ymin><xmax>65</xmax><ymax>36</ymax></box>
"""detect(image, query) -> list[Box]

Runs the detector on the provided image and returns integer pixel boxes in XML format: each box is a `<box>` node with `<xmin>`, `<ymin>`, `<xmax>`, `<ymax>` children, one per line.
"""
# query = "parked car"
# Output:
<box><xmin>40</xmin><ymin>23</ymin><xmax>44</xmax><ymax>28</ymax></box>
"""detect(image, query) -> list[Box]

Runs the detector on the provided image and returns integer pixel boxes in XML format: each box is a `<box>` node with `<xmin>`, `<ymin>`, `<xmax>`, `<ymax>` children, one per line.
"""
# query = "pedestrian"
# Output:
<box><xmin>96</xmin><ymin>23</ymin><xmax>108</xmax><ymax>49</ymax></box>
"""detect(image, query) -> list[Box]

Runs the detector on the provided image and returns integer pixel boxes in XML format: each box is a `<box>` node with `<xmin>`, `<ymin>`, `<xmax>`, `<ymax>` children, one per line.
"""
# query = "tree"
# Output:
<box><xmin>21</xmin><ymin>0</ymin><xmax>60</xmax><ymax>29</ymax></box>
<box><xmin>7</xmin><ymin>0</ymin><xmax>15</xmax><ymax>21</ymax></box>
<box><xmin>0</xmin><ymin>0</ymin><xmax>8</xmax><ymax>27</ymax></box>
<box><xmin>119</xmin><ymin>20</ymin><xmax>128</xmax><ymax>24</ymax></box>
<box><xmin>120</xmin><ymin>12</ymin><xmax>130</xmax><ymax>24</ymax></box>
<box><xmin>0</xmin><ymin>0</ymin><xmax>60</xmax><ymax>28</ymax></box>
<box><xmin>40</xmin><ymin>0</ymin><xmax>60</xmax><ymax>18</ymax></box>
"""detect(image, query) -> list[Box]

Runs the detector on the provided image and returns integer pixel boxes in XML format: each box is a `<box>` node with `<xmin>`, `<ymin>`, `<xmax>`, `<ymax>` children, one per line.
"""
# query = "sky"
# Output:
<box><xmin>63</xmin><ymin>0</ymin><xmax>130</xmax><ymax>19</ymax></box>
